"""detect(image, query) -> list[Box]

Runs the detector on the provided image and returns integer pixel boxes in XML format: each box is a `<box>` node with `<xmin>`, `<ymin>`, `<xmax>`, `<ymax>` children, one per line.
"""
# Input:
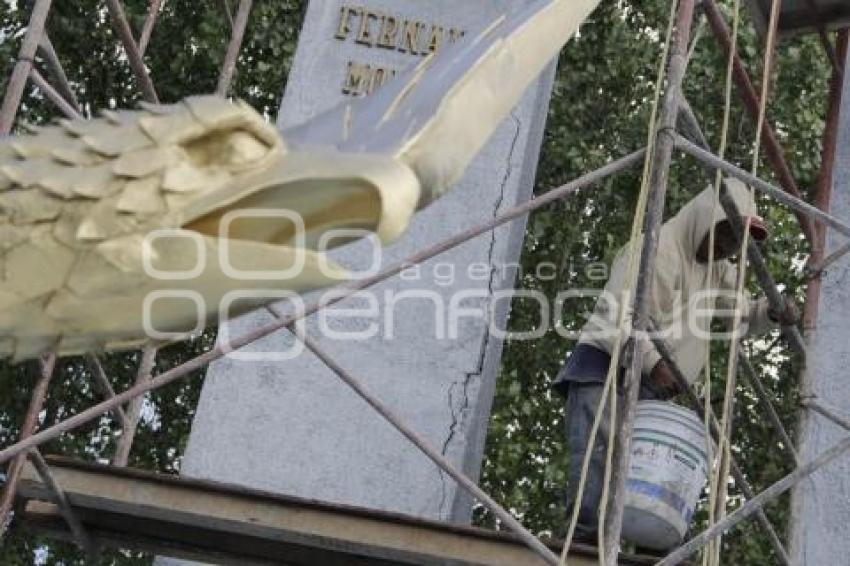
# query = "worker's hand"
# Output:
<box><xmin>648</xmin><ymin>359</ymin><xmax>683</xmax><ymax>400</ymax></box>
<box><xmin>768</xmin><ymin>297</ymin><xmax>799</xmax><ymax>327</ymax></box>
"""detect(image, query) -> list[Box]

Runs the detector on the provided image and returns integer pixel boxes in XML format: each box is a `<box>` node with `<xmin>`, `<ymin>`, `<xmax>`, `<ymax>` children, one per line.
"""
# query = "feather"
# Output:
<box><xmin>52</xmin><ymin>143</ymin><xmax>103</xmax><ymax>167</ymax></box>
<box><xmin>0</xmin><ymin>189</ymin><xmax>63</xmax><ymax>224</ymax></box>
<box><xmin>69</xmin><ymin>164</ymin><xmax>122</xmax><ymax>199</ymax></box>
<box><xmin>185</xmin><ymin>96</ymin><xmax>251</xmax><ymax>129</ymax></box>
<box><xmin>139</xmin><ymin>111</ymin><xmax>206</xmax><ymax>145</ymax></box>
<box><xmin>116</xmin><ymin>175</ymin><xmax>166</xmax><ymax>214</ymax></box>
<box><xmin>36</xmin><ymin>162</ymin><xmax>77</xmax><ymax>199</ymax></box>
<box><xmin>284</xmin><ymin>0</ymin><xmax>600</xmax><ymax>204</ymax></box>
<box><xmin>3</xmin><ymin>228</ymin><xmax>75</xmax><ymax>300</ymax></box>
<box><xmin>162</xmin><ymin>162</ymin><xmax>230</xmax><ymax>193</ymax></box>
<box><xmin>52</xmin><ymin>201</ymin><xmax>93</xmax><ymax>248</ymax></box>
<box><xmin>75</xmin><ymin>198</ymin><xmax>140</xmax><ymax>241</ymax></box>
<box><xmin>139</xmin><ymin>101</ymin><xmax>178</xmax><ymax>115</ymax></box>
<box><xmin>81</xmin><ymin>127</ymin><xmax>154</xmax><ymax>156</ymax></box>
<box><xmin>10</xmin><ymin>126</ymin><xmax>69</xmax><ymax>158</ymax></box>
<box><xmin>112</xmin><ymin>146</ymin><xmax>177</xmax><ymax>178</ymax></box>
<box><xmin>2</xmin><ymin>156</ymin><xmax>56</xmax><ymax>188</ymax></box>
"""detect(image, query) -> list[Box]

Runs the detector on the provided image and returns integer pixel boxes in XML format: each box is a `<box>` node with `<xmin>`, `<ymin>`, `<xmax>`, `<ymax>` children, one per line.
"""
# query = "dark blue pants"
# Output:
<box><xmin>564</xmin><ymin>381</ymin><xmax>660</xmax><ymax>540</ymax></box>
<box><xmin>558</xmin><ymin>345</ymin><xmax>661</xmax><ymax>540</ymax></box>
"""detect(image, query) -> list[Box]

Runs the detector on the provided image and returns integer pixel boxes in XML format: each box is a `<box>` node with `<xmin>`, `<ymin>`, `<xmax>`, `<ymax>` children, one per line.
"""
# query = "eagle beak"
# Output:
<box><xmin>177</xmin><ymin>150</ymin><xmax>421</xmax><ymax>252</ymax></box>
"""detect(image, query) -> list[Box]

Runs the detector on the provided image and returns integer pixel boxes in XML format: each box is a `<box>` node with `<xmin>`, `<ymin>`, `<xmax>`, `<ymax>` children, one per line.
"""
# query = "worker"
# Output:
<box><xmin>552</xmin><ymin>179</ymin><xmax>798</xmax><ymax>545</ymax></box>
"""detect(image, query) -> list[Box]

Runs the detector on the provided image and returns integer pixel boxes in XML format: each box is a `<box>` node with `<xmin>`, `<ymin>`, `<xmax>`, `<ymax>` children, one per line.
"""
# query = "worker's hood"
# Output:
<box><xmin>668</xmin><ymin>178</ymin><xmax>766</xmax><ymax>259</ymax></box>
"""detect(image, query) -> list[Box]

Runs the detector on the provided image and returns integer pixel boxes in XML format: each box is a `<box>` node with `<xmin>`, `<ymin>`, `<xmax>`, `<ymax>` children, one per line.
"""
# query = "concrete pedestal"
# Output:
<box><xmin>790</xmin><ymin>47</ymin><xmax>850</xmax><ymax>566</ymax></box>
<box><xmin>169</xmin><ymin>0</ymin><xmax>556</xmax><ymax>533</ymax></box>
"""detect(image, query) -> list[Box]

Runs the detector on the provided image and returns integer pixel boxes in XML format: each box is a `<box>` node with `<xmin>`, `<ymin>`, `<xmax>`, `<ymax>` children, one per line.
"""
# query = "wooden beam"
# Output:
<box><xmin>0</xmin><ymin>0</ymin><xmax>53</xmax><ymax>135</ymax></box>
<box><xmin>744</xmin><ymin>0</ymin><xmax>850</xmax><ymax>37</ymax></box>
<box><xmin>16</xmin><ymin>457</ymin><xmax>655</xmax><ymax>566</ymax></box>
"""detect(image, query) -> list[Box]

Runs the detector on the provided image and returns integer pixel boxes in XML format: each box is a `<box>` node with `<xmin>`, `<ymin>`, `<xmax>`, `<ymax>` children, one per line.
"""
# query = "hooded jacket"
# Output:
<box><xmin>572</xmin><ymin>179</ymin><xmax>774</xmax><ymax>385</ymax></box>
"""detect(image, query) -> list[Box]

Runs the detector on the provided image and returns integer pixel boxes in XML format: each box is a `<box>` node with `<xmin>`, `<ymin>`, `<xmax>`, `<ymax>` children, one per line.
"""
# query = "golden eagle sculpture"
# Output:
<box><xmin>0</xmin><ymin>0</ymin><xmax>600</xmax><ymax>360</ymax></box>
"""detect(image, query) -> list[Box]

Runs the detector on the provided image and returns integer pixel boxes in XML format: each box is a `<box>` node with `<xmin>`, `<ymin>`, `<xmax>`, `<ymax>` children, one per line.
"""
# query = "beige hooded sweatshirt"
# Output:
<box><xmin>578</xmin><ymin>179</ymin><xmax>775</xmax><ymax>384</ymax></box>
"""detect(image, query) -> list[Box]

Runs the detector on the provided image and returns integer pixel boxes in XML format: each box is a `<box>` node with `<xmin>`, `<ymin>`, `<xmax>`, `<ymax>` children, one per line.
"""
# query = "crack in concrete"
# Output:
<box><xmin>436</xmin><ymin>111</ymin><xmax>523</xmax><ymax>518</ymax></box>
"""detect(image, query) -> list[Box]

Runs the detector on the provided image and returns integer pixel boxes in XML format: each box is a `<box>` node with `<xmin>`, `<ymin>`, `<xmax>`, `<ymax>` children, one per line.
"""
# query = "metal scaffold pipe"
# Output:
<box><xmin>0</xmin><ymin>355</ymin><xmax>56</xmax><ymax>534</ymax></box>
<box><xmin>649</xmin><ymin>327</ymin><xmax>792</xmax><ymax>564</ymax></box>
<box><xmin>291</xmin><ymin>326</ymin><xmax>561</xmax><ymax>565</ymax></box>
<box><xmin>603</xmin><ymin>2</ymin><xmax>696</xmax><ymax>562</ymax></box>
<box><xmin>676</xmin><ymin>136</ymin><xmax>850</xmax><ymax>239</ymax></box>
<box><xmin>676</xmin><ymin>100</ymin><xmax>806</xmax><ymax>355</ymax></box>
<box><xmin>0</xmin><ymin>148</ymin><xmax>646</xmax><ymax>467</ymax></box>
<box><xmin>701</xmin><ymin>0</ymin><xmax>817</xmax><ymax>243</ymax></box>
<box><xmin>216</xmin><ymin>0</ymin><xmax>254</xmax><ymax>96</ymax></box>
<box><xmin>656</xmin><ymin>434</ymin><xmax>850</xmax><ymax>565</ymax></box>
<box><xmin>104</xmin><ymin>0</ymin><xmax>159</xmax><ymax>104</ymax></box>
<box><xmin>0</xmin><ymin>0</ymin><xmax>53</xmax><ymax>135</ymax></box>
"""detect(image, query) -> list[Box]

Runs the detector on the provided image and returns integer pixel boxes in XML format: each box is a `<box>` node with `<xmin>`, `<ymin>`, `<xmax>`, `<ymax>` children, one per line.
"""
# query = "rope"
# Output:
<box><xmin>709</xmin><ymin>2</ymin><xmax>782</xmax><ymax>564</ymax></box>
<box><xmin>701</xmin><ymin>1</ymin><xmax>742</xmax><ymax>564</ymax></box>
<box><xmin>558</xmin><ymin>2</ymin><xmax>680</xmax><ymax>563</ymax></box>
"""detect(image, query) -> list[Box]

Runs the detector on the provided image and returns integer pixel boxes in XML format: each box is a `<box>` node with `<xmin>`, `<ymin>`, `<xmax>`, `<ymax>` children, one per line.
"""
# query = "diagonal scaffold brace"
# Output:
<box><xmin>27</xmin><ymin>449</ymin><xmax>96</xmax><ymax>558</ymax></box>
<box><xmin>649</xmin><ymin>327</ymin><xmax>792</xmax><ymax>565</ymax></box>
<box><xmin>0</xmin><ymin>0</ymin><xmax>53</xmax><ymax>136</ymax></box>
<box><xmin>0</xmin><ymin>148</ymin><xmax>646</xmax><ymax>463</ymax></box>
<box><xmin>0</xmin><ymin>146</ymin><xmax>647</xmax><ymax>563</ymax></box>
<box><xmin>656</xmin><ymin>433</ymin><xmax>850</xmax><ymax>565</ymax></box>
<box><xmin>676</xmin><ymin>99</ymin><xmax>807</xmax><ymax>355</ymax></box>
<box><xmin>602</xmin><ymin>0</ymin><xmax>697</xmax><ymax>562</ymax></box>
<box><xmin>279</xmin><ymin>319</ymin><xmax>561</xmax><ymax>566</ymax></box>
<box><xmin>0</xmin><ymin>355</ymin><xmax>56</xmax><ymax>535</ymax></box>
<box><xmin>675</xmin><ymin>136</ymin><xmax>850</xmax><ymax>239</ymax></box>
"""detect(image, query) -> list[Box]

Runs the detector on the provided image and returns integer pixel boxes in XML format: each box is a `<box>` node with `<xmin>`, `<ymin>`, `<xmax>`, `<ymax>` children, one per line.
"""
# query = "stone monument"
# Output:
<box><xmin>172</xmin><ymin>0</ymin><xmax>557</xmax><ymax>527</ymax></box>
<box><xmin>790</xmin><ymin>45</ymin><xmax>850</xmax><ymax>566</ymax></box>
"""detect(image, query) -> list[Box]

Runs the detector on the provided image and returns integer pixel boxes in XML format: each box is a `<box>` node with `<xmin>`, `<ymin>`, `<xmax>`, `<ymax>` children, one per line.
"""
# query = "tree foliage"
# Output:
<box><xmin>0</xmin><ymin>1</ymin><xmax>832</xmax><ymax>564</ymax></box>
<box><xmin>478</xmin><ymin>3</ymin><xmax>826</xmax><ymax>565</ymax></box>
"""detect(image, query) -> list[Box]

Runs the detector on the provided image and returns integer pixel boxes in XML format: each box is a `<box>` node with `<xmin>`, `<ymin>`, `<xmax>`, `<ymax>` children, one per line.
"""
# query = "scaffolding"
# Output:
<box><xmin>1</xmin><ymin>1</ymin><xmax>850</xmax><ymax>565</ymax></box>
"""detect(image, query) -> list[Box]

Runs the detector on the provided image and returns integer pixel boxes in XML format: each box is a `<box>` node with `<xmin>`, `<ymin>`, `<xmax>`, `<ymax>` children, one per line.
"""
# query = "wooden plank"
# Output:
<box><xmin>745</xmin><ymin>0</ymin><xmax>850</xmax><ymax>36</ymax></box>
<box><xmin>16</xmin><ymin>457</ymin><xmax>655</xmax><ymax>566</ymax></box>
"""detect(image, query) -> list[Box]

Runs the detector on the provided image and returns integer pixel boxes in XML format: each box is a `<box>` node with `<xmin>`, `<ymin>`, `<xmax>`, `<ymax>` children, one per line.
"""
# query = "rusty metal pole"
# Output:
<box><xmin>802</xmin><ymin>0</ymin><xmax>844</xmax><ymax>77</ymax></box>
<box><xmin>702</xmin><ymin>0</ymin><xmax>817</xmax><ymax>244</ymax></box>
<box><xmin>657</xmin><ymin>433</ymin><xmax>850</xmax><ymax>566</ymax></box>
<box><xmin>650</xmin><ymin>329</ymin><xmax>792</xmax><ymax>564</ymax></box>
<box><xmin>29</xmin><ymin>68</ymin><xmax>82</xmax><ymax>120</ymax></box>
<box><xmin>104</xmin><ymin>0</ymin><xmax>159</xmax><ymax>104</ymax></box>
<box><xmin>28</xmin><ymin>450</ymin><xmax>95</xmax><ymax>555</ymax></box>
<box><xmin>739</xmin><ymin>353</ymin><xmax>799</xmax><ymax>463</ymax></box>
<box><xmin>216</xmin><ymin>0</ymin><xmax>254</xmax><ymax>96</ymax></box>
<box><xmin>803</xmin><ymin>400</ymin><xmax>850</xmax><ymax>432</ymax></box>
<box><xmin>112</xmin><ymin>347</ymin><xmax>157</xmax><ymax>467</ymax></box>
<box><xmin>138</xmin><ymin>0</ymin><xmax>164</xmax><ymax>56</ymax></box>
<box><xmin>806</xmin><ymin>240</ymin><xmax>850</xmax><ymax>275</ymax></box>
<box><xmin>0</xmin><ymin>0</ymin><xmax>53</xmax><ymax>135</ymax></box>
<box><xmin>84</xmin><ymin>354</ymin><xmax>129</xmax><ymax>426</ymax></box>
<box><xmin>0</xmin><ymin>354</ymin><xmax>56</xmax><ymax>536</ymax></box>
<box><xmin>37</xmin><ymin>35</ymin><xmax>82</xmax><ymax>114</ymax></box>
<box><xmin>602</xmin><ymin>1</ymin><xmax>696</xmax><ymax>563</ymax></box>
<box><xmin>803</xmin><ymin>31</ymin><xmax>849</xmax><ymax>333</ymax></box>
<box><xmin>291</xmin><ymin>327</ymin><xmax>560</xmax><ymax>566</ymax></box>
<box><xmin>0</xmin><ymin>149</ymin><xmax>646</xmax><ymax>467</ymax></box>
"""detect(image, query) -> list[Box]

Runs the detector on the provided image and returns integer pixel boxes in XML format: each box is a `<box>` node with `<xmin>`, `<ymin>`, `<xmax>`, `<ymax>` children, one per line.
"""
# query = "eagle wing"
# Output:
<box><xmin>0</xmin><ymin>98</ymin><xmax>285</xmax><ymax>359</ymax></box>
<box><xmin>283</xmin><ymin>0</ymin><xmax>601</xmax><ymax>204</ymax></box>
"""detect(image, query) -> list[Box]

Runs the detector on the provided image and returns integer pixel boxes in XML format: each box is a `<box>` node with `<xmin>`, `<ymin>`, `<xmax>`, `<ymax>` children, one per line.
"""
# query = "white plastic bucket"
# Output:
<box><xmin>621</xmin><ymin>401</ymin><xmax>709</xmax><ymax>550</ymax></box>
